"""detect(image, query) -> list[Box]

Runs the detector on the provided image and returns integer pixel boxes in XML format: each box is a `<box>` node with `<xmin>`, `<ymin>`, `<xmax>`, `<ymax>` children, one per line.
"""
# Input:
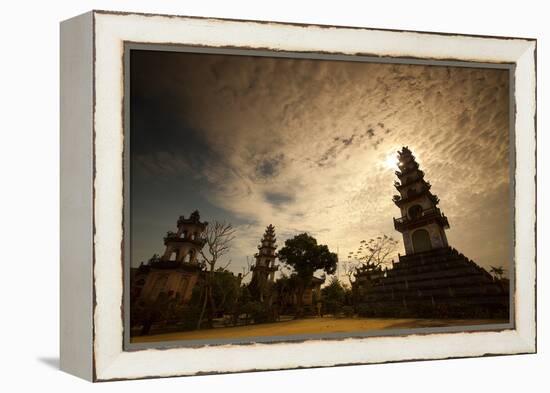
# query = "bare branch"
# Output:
<box><xmin>221</xmin><ymin>259</ymin><xmax>232</xmax><ymax>271</ymax></box>
<box><xmin>199</xmin><ymin>220</ymin><xmax>236</xmax><ymax>271</ymax></box>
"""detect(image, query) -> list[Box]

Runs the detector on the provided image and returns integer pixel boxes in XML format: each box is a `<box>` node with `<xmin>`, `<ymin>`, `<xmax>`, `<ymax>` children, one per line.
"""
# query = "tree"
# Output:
<box><xmin>346</xmin><ymin>234</ymin><xmax>398</xmax><ymax>283</ymax></box>
<box><xmin>227</xmin><ymin>258</ymin><xmax>254</xmax><ymax>326</ymax></box>
<box><xmin>273</xmin><ymin>273</ymin><xmax>300</xmax><ymax>314</ymax></box>
<box><xmin>278</xmin><ymin>233</ymin><xmax>338</xmax><ymax>317</ymax></box>
<box><xmin>197</xmin><ymin>220</ymin><xmax>236</xmax><ymax>329</ymax></box>
<box><xmin>211</xmin><ymin>268</ymin><xmax>241</xmax><ymax>317</ymax></box>
<box><xmin>321</xmin><ymin>277</ymin><xmax>346</xmax><ymax>315</ymax></box>
<box><xmin>489</xmin><ymin>265</ymin><xmax>506</xmax><ymax>281</ymax></box>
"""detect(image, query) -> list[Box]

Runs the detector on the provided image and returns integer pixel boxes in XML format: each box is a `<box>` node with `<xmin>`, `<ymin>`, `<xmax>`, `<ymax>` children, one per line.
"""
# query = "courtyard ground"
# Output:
<box><xmin>131</xmin><ymin>317</ymin><xmax>507</xmax><ymax>343</ymax></box>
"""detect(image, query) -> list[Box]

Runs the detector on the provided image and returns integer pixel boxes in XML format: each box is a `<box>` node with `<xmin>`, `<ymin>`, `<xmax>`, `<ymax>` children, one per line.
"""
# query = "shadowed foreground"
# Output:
<box><xmin>131</xmin><ymin>317</ymin><xmax>507</xmax><ymax>343</ymax></box>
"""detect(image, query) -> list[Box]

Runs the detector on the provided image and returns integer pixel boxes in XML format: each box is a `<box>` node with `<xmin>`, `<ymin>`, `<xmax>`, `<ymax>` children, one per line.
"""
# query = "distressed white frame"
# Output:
<box><xmin>61</xmin><ymin>10</ymin><xmax>536</xmax><ymax>381</ymax></box>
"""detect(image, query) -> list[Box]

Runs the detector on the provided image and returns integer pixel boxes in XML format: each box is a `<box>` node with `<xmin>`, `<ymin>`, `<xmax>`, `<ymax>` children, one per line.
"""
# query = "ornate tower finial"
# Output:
<box><xmin>392</xmin><ymin>149</ymin><xmax>449</xmax><ymax>255</ymax></box>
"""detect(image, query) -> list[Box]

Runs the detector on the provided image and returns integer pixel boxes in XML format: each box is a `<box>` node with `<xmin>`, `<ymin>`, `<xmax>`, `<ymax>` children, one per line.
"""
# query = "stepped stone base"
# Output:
<box><xmin>358</xmin><ymin>247</ymin><xmax>510</xmax><ymax>319</ymax></box>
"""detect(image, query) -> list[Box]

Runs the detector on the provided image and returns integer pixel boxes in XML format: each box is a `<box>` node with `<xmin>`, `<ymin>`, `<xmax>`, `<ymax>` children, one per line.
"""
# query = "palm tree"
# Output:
<box><xmin>489</xmin><ymin>265</ymin><xmax>505</xmax><ymax>280</ymax></box>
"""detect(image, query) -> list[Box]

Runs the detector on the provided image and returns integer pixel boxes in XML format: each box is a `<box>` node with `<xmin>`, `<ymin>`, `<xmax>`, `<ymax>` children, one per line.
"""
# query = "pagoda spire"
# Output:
<box><xmin>392</xmin><ymin>147</ymin><xmax>450</xmax><ymax>255</ymax></box>
<box><xmin>257</xmin><ymin>224</ymin><xmax>277</xmax><ymax>256</ymax></box>
<box><xmin>250</xmin><ymin>224</ymin><xmax>279</xmax><ymax>302</ymax></box>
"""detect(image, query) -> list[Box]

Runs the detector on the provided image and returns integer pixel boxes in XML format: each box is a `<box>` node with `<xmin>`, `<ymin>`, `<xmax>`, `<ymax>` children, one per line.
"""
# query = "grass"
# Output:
<box><xmin>131</xmin><ymin>316</ymin><xmax>507</xmax><ymax>343</ymax></box>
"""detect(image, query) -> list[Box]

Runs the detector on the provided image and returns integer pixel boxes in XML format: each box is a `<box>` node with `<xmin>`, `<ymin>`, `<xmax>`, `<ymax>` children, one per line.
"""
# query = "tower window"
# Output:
<box><xmin>408</xmin><ymin>204</ymin><xmax>423</xmax><ymax>219</ymax></box>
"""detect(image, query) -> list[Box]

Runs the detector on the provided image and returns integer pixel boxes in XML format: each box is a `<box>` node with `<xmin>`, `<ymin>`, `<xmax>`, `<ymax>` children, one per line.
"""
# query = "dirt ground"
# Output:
<box><xmin>131</xmin><ymin>317</ymin><xmax>507</xmax><ymax>343</ymax></box>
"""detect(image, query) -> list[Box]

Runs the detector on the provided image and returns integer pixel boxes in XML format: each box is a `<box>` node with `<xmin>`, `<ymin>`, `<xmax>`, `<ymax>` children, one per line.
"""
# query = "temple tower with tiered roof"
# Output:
<box><xmin>249</xmin><ymin>224</ymin><xmax>279</xmax><ymax>302</ymax></box>
<box><xmin>161</xmin><ymin>210</ymin><xmax>208</xmax><ymax>264</ymax></box>
<box><xmin>134</xmin><ymin>211</ymin><xmax>208</xmax><ymax>308</ymax></box>
<box><xmin>354</xmin><ymin>147</ymin><xmax>509</xmax><ymax>319</ymax></box>
<box><xmin>392</xmin><ymin>146</ymin><xmax>450</xmax><ymax>255</ymax></box>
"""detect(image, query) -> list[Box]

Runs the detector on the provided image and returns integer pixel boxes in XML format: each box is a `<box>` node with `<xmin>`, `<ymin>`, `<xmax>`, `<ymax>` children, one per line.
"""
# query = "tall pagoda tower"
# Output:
<box><xmin>353</xmin><ymin>146</ymin><xmax>509</xmax><ymax>319</ymax></box>
<box><xmin>392</xmin><ymin>146</ymin><xmax>450</xmax><ymax>255</ymax></box>
<box><xmin>249</xmin><ymin>224</ymin><xmax>278</xmax><ymax>302</ymax></box>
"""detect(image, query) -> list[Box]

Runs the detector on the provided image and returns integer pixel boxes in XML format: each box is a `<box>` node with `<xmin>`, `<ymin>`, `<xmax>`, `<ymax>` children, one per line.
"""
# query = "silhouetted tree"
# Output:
<box><xmin>490</xmin><ymin>265</ymin><xmax>506</xmax><ymax>281</ymax></box>
<box><xmin>322</xmin><ymin>277</ymin><xmax>346</xmax><ymax>315</ymax></box>
<box><xmin>346</xmin><ymin>234</ymin><xmax>398</xmax><ymax>283</ymax></box>
<box><xmin>278</xmin><ymin>233</ymin><xmax>338</xmax><ymax>317</ymax></box>
<box><xmin>211</xmin><ymin>268</ymin><xmax>241</xmax><ymax>317</ymax></box>
<box><xmin>197</xmin><ymin>221</ymin><xmax>236</xmax><ymax>329</ymax></box>
<box><xmin>274</xmin><ymin>273</ymin><xmax>300</xmax><ymax>314</ymax></box>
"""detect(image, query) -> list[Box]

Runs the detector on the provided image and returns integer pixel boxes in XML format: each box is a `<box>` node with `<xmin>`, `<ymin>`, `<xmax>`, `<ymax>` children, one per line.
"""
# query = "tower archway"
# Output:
<box><xmin>412</xmin><ymin>229</ymin><xmax>432</xmax><ymax>253</ymax></box>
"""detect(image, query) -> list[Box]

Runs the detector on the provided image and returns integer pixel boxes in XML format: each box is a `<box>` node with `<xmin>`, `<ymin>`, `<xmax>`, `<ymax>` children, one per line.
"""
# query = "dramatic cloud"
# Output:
<box><xmin>130</xmin><ymin>50</ymin><xmax>511</xmax><ymax>280</ymax></box>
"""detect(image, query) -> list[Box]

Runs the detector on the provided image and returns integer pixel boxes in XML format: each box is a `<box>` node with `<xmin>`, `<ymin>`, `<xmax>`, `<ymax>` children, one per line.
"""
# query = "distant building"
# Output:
<box><xmin>357</xmin><ymin>147</ymin><xmax>509</xmax><ymax>318</ymax></box>
<box><xmin>300</xmin><ymin>276</ymin><xmax>325</xmax><ymax>306</ymax></box>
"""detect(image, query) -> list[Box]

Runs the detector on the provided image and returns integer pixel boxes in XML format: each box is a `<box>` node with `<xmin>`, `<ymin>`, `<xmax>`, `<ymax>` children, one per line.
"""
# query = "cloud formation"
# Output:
<box><xmin>130</xmin><ymin>50</ymin><xmax>511</xmax><ymax>279</ymax></box>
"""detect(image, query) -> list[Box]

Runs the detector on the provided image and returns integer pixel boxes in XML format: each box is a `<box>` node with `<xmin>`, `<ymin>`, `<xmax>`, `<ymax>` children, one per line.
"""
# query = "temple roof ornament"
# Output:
<box><xmin>177</xmin><ymin>210</ymin><xmax>208</xmax><ymax>228</ymax></box>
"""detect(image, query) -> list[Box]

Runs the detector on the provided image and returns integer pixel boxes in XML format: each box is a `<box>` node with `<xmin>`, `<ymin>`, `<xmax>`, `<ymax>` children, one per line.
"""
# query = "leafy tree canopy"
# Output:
<box><xmin>278</xmin><ymin>233</ymin><xmax>338</xmax><ymax>281</ymax></box>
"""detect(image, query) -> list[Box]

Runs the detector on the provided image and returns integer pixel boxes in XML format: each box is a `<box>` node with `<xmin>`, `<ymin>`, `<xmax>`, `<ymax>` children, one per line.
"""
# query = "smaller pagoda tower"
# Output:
<box><xmin>392</xmin><ymin>147</ymin><xmax>450</xmax><ymax>255</ymax></box>
<box><xmin>249</xmin><ymin>224</ymin><xmax>279</xmax><ymax>302</ymax></box>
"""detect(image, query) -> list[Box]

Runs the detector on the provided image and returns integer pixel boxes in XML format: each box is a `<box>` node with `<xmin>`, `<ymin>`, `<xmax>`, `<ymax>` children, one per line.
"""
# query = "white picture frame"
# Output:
<box><xmin>60</xmin><ymin>10</ymin><xmax>536</xmax><ymax>381</ymax></box>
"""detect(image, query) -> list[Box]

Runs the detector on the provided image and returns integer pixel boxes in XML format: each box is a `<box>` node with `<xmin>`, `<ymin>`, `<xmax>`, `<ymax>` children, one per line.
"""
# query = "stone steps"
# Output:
<box><xmin>357</xmin><ymin>247</ymin><xmax>509</xmax><ymax>318</ymax></box>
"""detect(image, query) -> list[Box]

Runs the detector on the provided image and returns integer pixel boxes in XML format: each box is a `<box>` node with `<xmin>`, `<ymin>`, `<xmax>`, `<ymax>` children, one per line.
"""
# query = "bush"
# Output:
<box><xmin>356</xmin><ymin>303</ymin><xmax>372</xmax><ymax>317</ymax></box>
<box><xmin>241</xmin><ymin>301</ymin><xmax>270</xmax><ymax>324</ymax></box>
<box><xmin>324</xmin><ymin>299</ymin><xmax>343</xmax><ymax>315</ymax></box>
<box><xmin>322</xmin><ymin>277</ymin><xmax>346</xmax><ymax>315</ymax></box>
<box><xmin>179</xmin><ymin>305</ymin><xmax>202</xmax><ymax>330</ymax></box>
<box><xmin>342</xmin><ymin>306</ymin><xmax>354</xmax><ymax>317</ymax></box>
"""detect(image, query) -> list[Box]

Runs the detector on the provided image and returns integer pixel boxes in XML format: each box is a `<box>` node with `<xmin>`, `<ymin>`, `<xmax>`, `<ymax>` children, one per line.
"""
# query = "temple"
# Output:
<box><xmin>130</xmin><ymin>211</ymin><xmax>208</xmax><ymax>319</ymax></box>
<box><xmin>249</xmin><ymin>224</ymin><xmax>279</xmax><ymax>303</ymax></box>
<box><xmin>248</xmin><ymin>225</ymin><xmax>325</xmax><ymax>313</ymax></box>
<box><xmin>356</xmin><ymin>147</ymin><xmax>509</xmax><ymax>318</ymax></box>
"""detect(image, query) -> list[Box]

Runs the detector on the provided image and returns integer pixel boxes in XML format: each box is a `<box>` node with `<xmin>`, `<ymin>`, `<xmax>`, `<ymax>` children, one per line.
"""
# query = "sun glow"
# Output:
<box><xmin>383</xmin><ymin>153</ymin><xmax>397</xmax><ymax>169</ymax></box>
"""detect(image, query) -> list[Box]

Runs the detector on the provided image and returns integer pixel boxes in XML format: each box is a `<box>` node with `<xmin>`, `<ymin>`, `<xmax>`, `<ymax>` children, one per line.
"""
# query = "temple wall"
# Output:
<box><xmin>181</xmin><ymin>273</ymin><xmax>199</xmax><ymax>302</ymax></box>
<box><xmin>440</xmin><ymin>227</ymin><xmax>449</xmax><ymax>246</ymax></box>
<box><xmin>426</xmin><ymin>223</ymin><xmax>445</xmax><ymax>248</ymax></box>
<box><xmin>138</xmin><ymin>270</ymin><xmax>200</xmax><ymax>304</ymax></box>
<box><xmin>402</xmin><ymin>231</ymin><xmax>414</xmax><ymax>254</ymax></box>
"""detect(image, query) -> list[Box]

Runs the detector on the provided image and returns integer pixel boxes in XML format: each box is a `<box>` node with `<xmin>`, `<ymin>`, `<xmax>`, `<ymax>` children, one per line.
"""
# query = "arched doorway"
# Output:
<box><xmin>412</xmin><ymin>229</ymin><xmax>432</xmax><ymax>253</ymax></box>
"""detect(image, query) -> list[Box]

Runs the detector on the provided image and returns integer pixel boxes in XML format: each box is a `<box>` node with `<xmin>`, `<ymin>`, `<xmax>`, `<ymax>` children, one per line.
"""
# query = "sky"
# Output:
<box><xmin>130</xmin><ymin>49</ymin><xmax>512</xmax><ymax>281</ymax></box>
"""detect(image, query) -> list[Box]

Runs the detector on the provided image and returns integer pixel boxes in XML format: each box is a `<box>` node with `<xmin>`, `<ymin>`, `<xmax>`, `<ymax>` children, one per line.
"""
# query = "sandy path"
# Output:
<box><xmin>131</xmin><ymin>317</ymin><xmax>506</xmax><ymax>343</ymax></box>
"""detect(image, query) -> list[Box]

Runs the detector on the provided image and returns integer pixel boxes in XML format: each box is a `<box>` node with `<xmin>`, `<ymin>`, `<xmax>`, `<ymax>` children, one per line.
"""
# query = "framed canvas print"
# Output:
<box><xmin>60</xmin><ymin>10</ymin><xmax>537</xmax><ymax>381</ymax></box>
